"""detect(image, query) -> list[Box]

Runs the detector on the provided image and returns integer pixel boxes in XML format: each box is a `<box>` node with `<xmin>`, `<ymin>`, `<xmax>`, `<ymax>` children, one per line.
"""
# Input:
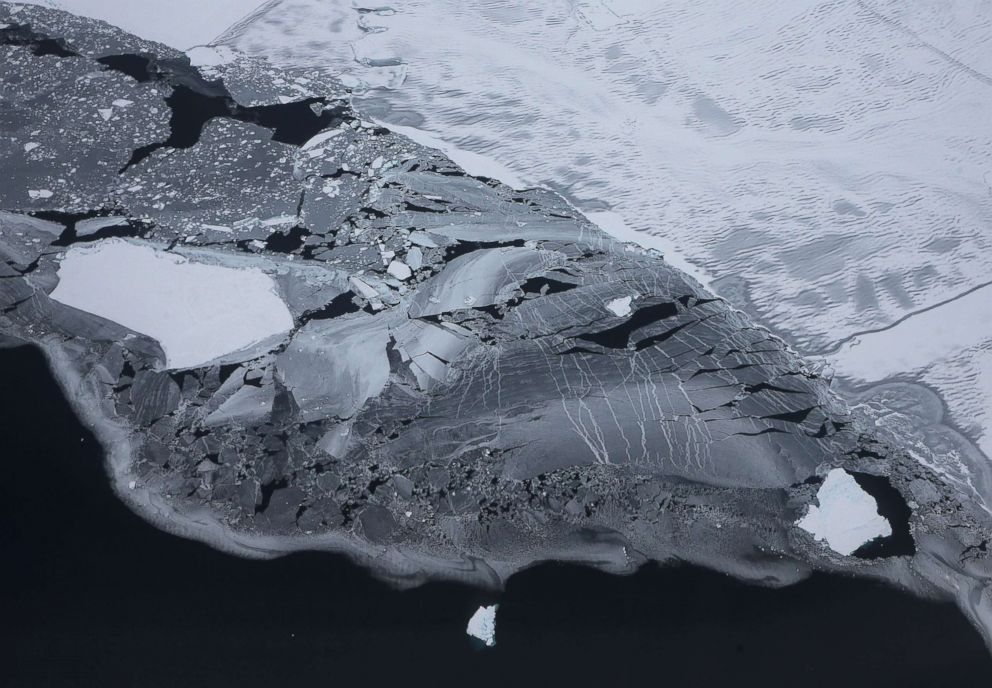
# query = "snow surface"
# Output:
<box><xmin>49</xmin><ymin>239</ymin><xmax>294</xmax><ymax>369</ymax></box>
<box><xmin>829</xmin><ymin>283</ymin><xmax>992</xmax><ymax>457</ymax></box>
<box><xmin>466</xmin><ymin>604</ymin><xmax>498</xmax><ymax>647</ymax></box>
<box><xmin>797</xmin><ymin>468</ymin><xmax>892</xmax><ymax>556</ymax></box>
<box><xmin>25</xmin><ymin>0</ymin><xmax>264</xmax><ymax>49</ymax></box>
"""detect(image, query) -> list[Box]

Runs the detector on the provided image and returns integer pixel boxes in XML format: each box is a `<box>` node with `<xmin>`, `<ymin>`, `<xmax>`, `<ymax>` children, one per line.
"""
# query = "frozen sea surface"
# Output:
<box><xmin>209</xmin><ymin>0</ymin><xmax>992</xmax><ymax>465</ymax></box>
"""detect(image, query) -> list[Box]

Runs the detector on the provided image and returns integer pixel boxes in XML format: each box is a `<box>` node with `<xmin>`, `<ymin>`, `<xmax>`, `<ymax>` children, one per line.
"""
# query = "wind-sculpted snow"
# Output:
<box><xmin>3</xmin><ymin>2</ymin><xmax>992</xmax><ymax>651</ymax></box>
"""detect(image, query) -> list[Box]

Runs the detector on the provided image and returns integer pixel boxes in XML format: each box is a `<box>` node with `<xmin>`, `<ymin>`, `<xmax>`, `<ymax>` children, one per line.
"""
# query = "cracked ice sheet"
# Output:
<box><xmin>49</xmin><ymin>239</ymin><xmax>293</xmax><ymax>370</ymax></box>
<box><xmin>798</xmin><ymin>469</ymin><xmax>891</xmax><ymax>556</ymax></box>
<box><xmin>219</xmin><ymin>0</ymin><xmax>992</xmax><ymax>461</ymax></box>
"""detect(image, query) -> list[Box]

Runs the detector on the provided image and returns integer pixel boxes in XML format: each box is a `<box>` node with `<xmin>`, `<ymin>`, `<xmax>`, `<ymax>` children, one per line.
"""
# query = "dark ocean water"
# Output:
<box><xmin>2</xmin><ymin>344</ymin><xmax>990</xmax><ymax>687</ymax></box>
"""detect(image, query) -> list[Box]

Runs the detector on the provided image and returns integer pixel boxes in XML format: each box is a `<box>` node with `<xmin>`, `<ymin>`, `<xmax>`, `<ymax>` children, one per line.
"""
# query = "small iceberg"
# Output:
<box><xmin>797</xmin><ymin>468</ymin><xmax>891</xmax><ymax>556</ymax></box>
<box><xmin>466</xmin><ymin>604</ymin><xmax>498</xmax><ymax>648</ymax></box>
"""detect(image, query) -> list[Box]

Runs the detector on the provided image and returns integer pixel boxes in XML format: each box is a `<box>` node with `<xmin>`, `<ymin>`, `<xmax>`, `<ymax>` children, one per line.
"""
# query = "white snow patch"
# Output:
<box><xmin>466</xmin><ymin>604</ymin><xmax>498</xmax><ymax>647</ymax></box>
<box><xmin>187</xmin><ymin>44</ymin><xmax>237</xmax><ymax>67</ymax></box>
<box><xmin>49</xmin><ymin>239</ymin><xmax>294</xmax><ymax>370</ymax></box>
<box><xmin>797</xmin><ymin>468</ymin><xmax>891</xmax><ymax>556</ymax></box>
<box><xmin>606</xmin><ymin>295</ymin><xmax>633</xmax><ymax>317</ymax></box>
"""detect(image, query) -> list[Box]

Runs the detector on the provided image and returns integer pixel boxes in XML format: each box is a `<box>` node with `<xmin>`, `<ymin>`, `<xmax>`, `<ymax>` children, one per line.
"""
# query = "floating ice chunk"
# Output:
<box><xmin>407</xmin><ymin>232</ymin><xmax>438</xmax><ymax>248</ymax></box>
<box><xmin>112</xmin><ymin>99</ymin><xmax>134</xmax><ymax>108</ymax></box>
<box><xmin>98</xmin><ymin>108</ymin><xmax>113</xmax><ymax>121</ymax></box>
<box><xmin>23</xmin><ymin>142</ymin><xmax>39</xmax><ymax>153</ymax></box>
<box><xmin>349</xmin><ymin>276</ymin><xmax>380</xmax><ymax>300</ymax></box>
<box><xmin>606</xmin><ymin>296</ymin><xmax>633</xmax><ymax>317</ymax></box>
<box><xmin>204</xmin><ymin>383</ymin><xmax>275</xmax><ymax>427</ymax></box>
<box><xmin>797</xmin><ymin>468</ymin><xmax>891</xmax><ymax>555</ymax></box>
<box><xmin>466</xmin><ymin>605</ymin><xmax>498</xmax><ymax>647</ymax></box>
<box><xmin>28</xmin><ymin>189</ymin><xmax>53</xmax><ymax>199</ymax></box>
<box><xmin>317</xmin><ymin>422</ymin><xmax>353</xmax><ymax>459</ymax></box>
<box><xmin>260</xmin><ymin>214</ymin><xmax>297</xmax><ymax>228</ymax></box>
<box><xmin>75</xmin><ymin>216</ymin><xmax>129</xmax><ymax>237</ymax></box>
<box><xmin>49</xmin><ymin>239</ymin><xmax>294</xmax><ymax>369</ymax></box>
<box><xmin>406</xmin><ymin>246</ymin><xmax>423</xmax><ymax>270</ymax></box>
<box><xmin>387</xmin><ymin>260</ymin><xmax>412</xmax><ymax>280</ymax></box>
<box><xmin>300</xmin><ymin>128</ymin><xmax>343</xmax><ymax>151</ymax></box>
<box><xmin>277</xmin><ymin>315</ymin><xmax>391</xmax><ymax>422</ymax></box>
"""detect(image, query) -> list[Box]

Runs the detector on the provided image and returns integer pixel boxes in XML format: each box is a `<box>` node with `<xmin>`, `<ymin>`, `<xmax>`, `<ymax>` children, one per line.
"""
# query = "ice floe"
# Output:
<box><xmin>797</xmin><ymin>469</ymin><xmax>891</xmax><ymax>556</ymax></box>
<box><xmin>49</xmin><ymin>239</ymin><xmax>293</xmax><ymax>369</ymax></box>
<box><xmin>466</xmin><ymin>605</ymin><xmax>498</xmax><ymax>647</ymax></box>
